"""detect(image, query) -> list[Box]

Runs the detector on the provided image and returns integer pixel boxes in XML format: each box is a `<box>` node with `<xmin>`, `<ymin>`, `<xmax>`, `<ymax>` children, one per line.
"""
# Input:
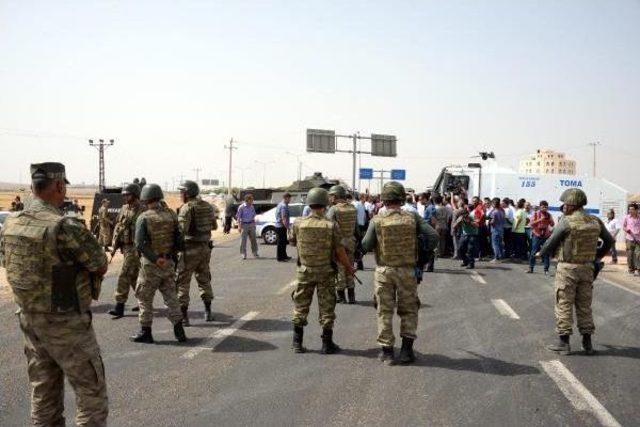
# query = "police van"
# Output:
<box><xmin>432</xmin><ymin>163</ymin><xmax>628</xmax><ymax>220</ymax></box>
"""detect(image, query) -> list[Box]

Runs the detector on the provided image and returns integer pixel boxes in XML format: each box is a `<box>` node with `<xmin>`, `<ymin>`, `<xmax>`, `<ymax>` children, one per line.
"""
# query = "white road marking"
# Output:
<box><xmin>491</xmin><ymin>299</ymin><xmax>520</xmax><ymax>319</ymax></box>
<box><xmin>470</xmin><ymin>271</ymin><xmax>487</xmax><ymax>284</ymax></box>
<box><xmin>600</xmin><ymin>278</ymin><xmax>640</xmax><ymax>297</ymax></box>
<box><xmin>181</xmin><ymin>311</ymin><xmax>260</xmax><ymax>359</ymax></box>
<box><xmin>540</xmin><ymin>360</ymin><xmax>622</xmax><ymax>427</ymax></box>
<box><xmin>277</xmin><ymin>280</ymin><xmax>297</xmax><ymax>295</ymax></box>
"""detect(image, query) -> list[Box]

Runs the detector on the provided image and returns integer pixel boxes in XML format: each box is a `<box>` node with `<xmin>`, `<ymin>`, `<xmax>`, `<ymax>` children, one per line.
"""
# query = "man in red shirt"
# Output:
<box><xmin>528</xmin><ymin>200</ymin><xmax>554</xmax><ymax>274</ymax></box>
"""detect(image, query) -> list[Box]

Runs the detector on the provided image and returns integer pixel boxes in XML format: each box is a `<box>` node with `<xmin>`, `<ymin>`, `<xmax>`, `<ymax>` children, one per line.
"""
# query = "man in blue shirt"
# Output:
<box><xmin>276</xmin><ymin>192</ymin><xmax>292</xmax><ymax>261</ymax></box>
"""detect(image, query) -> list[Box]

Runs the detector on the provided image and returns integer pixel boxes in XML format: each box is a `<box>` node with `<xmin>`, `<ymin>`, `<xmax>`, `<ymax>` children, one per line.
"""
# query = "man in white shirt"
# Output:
<box><xmin>604</xmin><ymin>209</ymin><xmax>620</xmax><ymax>263</ymax></box>
<box><xmin>402</xmin><ymin>195</ymin><xmax>417</xmax><ymax>213</ymax></box>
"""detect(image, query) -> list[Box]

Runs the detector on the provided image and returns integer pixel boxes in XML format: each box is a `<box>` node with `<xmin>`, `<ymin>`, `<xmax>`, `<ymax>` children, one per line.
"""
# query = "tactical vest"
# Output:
<box><xmin>296</xmin><ymin>216</ymin><xmax>334</xmax><ymax>267</ymax></box>
<box><xmin>142</xmin><ymin>207</ymin><xmax>177</xmax><ymax>255</ymax></box>
<box><xmin>558</xmin><ymin>211</ymin><xmax>600</xmax><ymax>264</ymax></box>
<box><xmin>117</xmin><ymin>203</ymin><xmax>143</xmax><ymax>245</ymax></box>
<box><xmin>1</xmin><ymin>207</ymin><xmax>93</xmax><ymax>314</ymax></box>
<box><xmin>335</xmin><ymin>202</ymin><xmax>357</xmax><ymax>245</ymax></box>
<box><xmin>181</xmin><ymin>199</ymin><xmax>213</xmax><ymax>242</ymax></box>
<box><xmin>373</xmin><ymin>210</ymin><xmax>417</xmax><ymax>267</ymax></box>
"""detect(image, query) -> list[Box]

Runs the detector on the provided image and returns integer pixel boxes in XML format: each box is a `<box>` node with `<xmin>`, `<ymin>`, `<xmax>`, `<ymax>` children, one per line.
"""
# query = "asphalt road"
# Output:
<box><xmin>1</xmin><ymin>236</ymin><xmax>639</xmax><ymax>427</ymax></box>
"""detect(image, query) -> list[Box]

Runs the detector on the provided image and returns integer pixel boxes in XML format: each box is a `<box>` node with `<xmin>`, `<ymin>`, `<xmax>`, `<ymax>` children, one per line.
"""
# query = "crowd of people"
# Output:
<box><xmin>347</xmin><ymin>190</ymin><xmax>639</xmax><ymax>277</ymax></box>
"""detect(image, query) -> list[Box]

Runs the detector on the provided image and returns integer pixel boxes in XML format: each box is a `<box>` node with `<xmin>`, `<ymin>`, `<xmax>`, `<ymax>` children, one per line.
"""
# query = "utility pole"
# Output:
<box><xmin>192</xmin><ymin>167</ymin><xmax>202</xmax><ymax>183</ymax></box>
<box><xmin>224</xmin><ymin>138</ymin><xmax>238</xmax><ymax>195</ymax></box>
<box><xmin>588</xmin><ymin>142</ymin><xmax>601</xmax><ymax>177</ymax></box>
<box><xmin>89</xmin><ymin>139</ymin><xmax>114</xmax><ymax>191</ymax></box>
<box><xmin>254</xmin><ymin>160</ymin><xmax>274</xmax><ymax>188</ymax></box>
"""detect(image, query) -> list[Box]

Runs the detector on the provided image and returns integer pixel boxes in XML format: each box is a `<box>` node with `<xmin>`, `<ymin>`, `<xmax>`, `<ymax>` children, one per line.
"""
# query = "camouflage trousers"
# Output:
<box><xmin>176</xmin><ymin>242</ymin><xmax>213</xmax><ymax>306</ymax></box>
<box><xmin>18</xmin><ymin>311</ymin><xmax>108</xmax><ymax>427</ymax></box>
<box><xmin>114</xmin><ymin>245</ymin><xmax>140</xmax><ymax>304</ymax></box>
<box><xmin>292</xmin><ymin>266</ymin><xmax>337</xmax><ymax>329</ymax></box>
<box><xmin>336</xmin><ymin>246</ymin><xmax>355</xmax><ymax>291</ymax></box>
<box><xmin>374</xmin><ymin>266</ymin><xmax>419</xmax><ymax>347</ymax></box>
<box><xmin>554</xmin><ymin>262</ymin><xmax>595</xmax><ymax>336</ymax></box>
<box><xmin>136</xmin><ymin>259</ymin><xmax>183</xmax><ymax>327</ymax></box>
<box><xmin>98</xmin><ymin>226</ymin><xmax>112</xmax><ymax>247</ymax></box>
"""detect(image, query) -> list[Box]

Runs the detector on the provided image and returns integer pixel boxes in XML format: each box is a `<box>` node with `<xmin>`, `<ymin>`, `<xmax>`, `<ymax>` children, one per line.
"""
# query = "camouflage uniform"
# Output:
<box><xmin>97</xmin><ymin>203</ymin><xmax>113</xmax><ymax>247</ymax></box>
<box><xmin>175</xmin><ymin>197</ymin><xmax>215</xmax><ymax>308</ymax></box>
<box><xmin>290</xmin><ymin>212</ymin><xmax>343</xmax><ymax>329</ymax></box>
<box><xmin>363</xmin><ymin>209</ymin><xmax>437</xmax><ymax>347</ymax></box>
<box><xmin>326</xmin><ymin>201</ymin><xmax>357</xmax><ymax>292</ymax></box>
<box><xmin>112</xmin><ymin>202</ymin><xmax>143</xmax><ymax>304</ymax></box>
<box><xmin>540</xmin><ymin>209</ymin><xmax>612</xmax><ymax>337</ymax></box>
<box><xmin>134</xmin><ymin>205</ymin><xmax>183</xmax><ymax>328</ymax></box>
<box><xmin>0</xmin><ymin>196</ymin><xmax>109</xmax><ymax>427</ymax></box>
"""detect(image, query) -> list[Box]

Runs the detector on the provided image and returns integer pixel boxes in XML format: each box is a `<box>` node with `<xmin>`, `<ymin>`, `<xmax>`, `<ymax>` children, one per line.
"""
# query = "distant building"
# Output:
<box><xmin>519</xmin><ymin>149</ymin><xmax>576</xmax><ymax>175</ymax></box>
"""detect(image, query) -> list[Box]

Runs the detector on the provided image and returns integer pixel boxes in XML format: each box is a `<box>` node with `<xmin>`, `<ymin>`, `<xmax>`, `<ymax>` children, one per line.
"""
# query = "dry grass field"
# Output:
<box><xmin>0</xmin><ymin>188</ymin><xmax>187</xmax><ymax>220</ymax></box>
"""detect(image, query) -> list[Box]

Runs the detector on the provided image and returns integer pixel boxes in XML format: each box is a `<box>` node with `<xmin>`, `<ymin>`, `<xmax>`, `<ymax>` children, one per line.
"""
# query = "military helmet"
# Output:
<box><xmin>140</xmin><ymin>183</ymin><xmax>164</xmax><ymax>202</ymax></box>
<box><xmin>381</xmin><ymin>181</ymin><xmax>406</xmax><ymax>203</ymax></box>
<box><xmin>560</xmin><ymin>188</ymin><xmax>587</xmax><ymax>207</ymax></box>
<box><xmin>328</xmin><ymin>185</ymin><xmax>347</xmax><ymax>198</ymax></box>
<box><xmin>122</xmin><ymin>183</ymin><xmax>141</xmax><ymax>198</ymax></box>
<box><xmin>306</xmin><ymin>187</ymin><xmax>330</xmax><ymax>207</ymax></box>
<box><xmin>178</xmin><ymin>180</ymin><xmax>199</xmax><ymax>197</ymax></box>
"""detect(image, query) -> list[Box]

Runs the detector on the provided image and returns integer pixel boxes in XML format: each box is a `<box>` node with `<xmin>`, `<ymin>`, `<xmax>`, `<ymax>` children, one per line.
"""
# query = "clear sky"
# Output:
<box><xmin>1</xmin><ymin>0</ymin><xmax>638</xmax><ymax>193</ymax></box>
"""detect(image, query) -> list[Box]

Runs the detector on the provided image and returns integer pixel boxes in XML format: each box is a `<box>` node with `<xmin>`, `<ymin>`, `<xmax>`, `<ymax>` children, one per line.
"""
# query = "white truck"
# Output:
<box><xmin>431</xmin><ymin>162</ymin><xmax>629</xmax><ymax>220</ymax></box>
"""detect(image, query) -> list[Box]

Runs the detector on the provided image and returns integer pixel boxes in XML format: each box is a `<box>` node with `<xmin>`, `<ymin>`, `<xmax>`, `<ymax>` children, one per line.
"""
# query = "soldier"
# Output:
<box><xmin>175</xmin><ymin>180</ymin><xmax>216</xmax><ymax>325</ymax></box>
<box><xmin>107</xmin><ymin>183</ymin><xmax>144</xmax><ymax>318</ymax></box>
<box><xmin>361</xmin><ymin>181</ymin><xmax>438</xmax><ymax>365</ymax></box>
<box><xmin>130</xmin><ymin>184</ymin><xmax>187</xmax><ymax>343</ymax></box>
<box><xmin>540</xmin><ymin>188</ymin><xmax>613</xmax><ymax>355</ymax></box>
<box><xmin>326</xmin><ymin>185</ymin><xmax>358</xmax><ymax>304</ymax></box>
<box><xmin>97</xmin><ymin>199</ymin><xmax>114</xmax><ymax>250</ymax></box>
<box><xmin>290</xmin><ymin>187</ymin><xmax>356</xmax><ymax>354</ymax></box>
<box><xmin>0</xmin><ymin>162</ymin><xmax>109</xmax><ymax>426</ymax></box>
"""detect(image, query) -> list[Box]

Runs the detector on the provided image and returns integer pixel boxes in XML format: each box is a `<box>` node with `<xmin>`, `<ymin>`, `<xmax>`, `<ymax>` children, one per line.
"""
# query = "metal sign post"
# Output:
<box><xmin>306</xmin><ymin>129</ymin><xmax>397</xmax><ymax>191</ymax></box>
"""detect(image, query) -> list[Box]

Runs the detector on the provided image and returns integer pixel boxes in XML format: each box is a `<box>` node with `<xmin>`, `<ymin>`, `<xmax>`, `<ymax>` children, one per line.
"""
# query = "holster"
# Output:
<box><xmin>51</xmin><ymin>265</ymin><xmax>80</xmax><ymax>312</ymax></box>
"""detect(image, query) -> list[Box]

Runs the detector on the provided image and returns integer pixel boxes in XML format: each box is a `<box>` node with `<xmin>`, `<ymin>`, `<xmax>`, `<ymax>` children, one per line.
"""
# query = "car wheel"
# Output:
<box><xmin>263</xmin><ymin>227</ymin><xmax>278</xmax><ymax>245</ymax></box>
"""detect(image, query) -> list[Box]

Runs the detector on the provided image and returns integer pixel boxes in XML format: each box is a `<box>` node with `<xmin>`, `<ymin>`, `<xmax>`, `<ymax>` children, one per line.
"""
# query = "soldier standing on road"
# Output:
<box><xmin>0</xmin><ymin>162</ymin><xmax>109</xmax><ymax>426</ymax></box>
<box><xmin>326</xmin><ymin>185</ymin><xmax>358</xmax><ymax>304</ymax></box>
<box><xmin>175</xmin><ymin>180</ymin><xmax>216</xmax><ymax>325</ymax></box>
<box><xmin>97</xmin><ymin>199</ymin><xmax>114</xmax><ymax>250</ymax></box>
<box><xmin>130</xmin><ymin>184</ymin><xmax>187</xmax><ymax>343</ymax></box>
<box><xmin>289</xmin><ymin>187</ymin><xmax>356</xmax><ymax>354</ymax></box>
<box><xmin>540</xmin><ymin>188</ymin><xmax>613</xmax><ymax>355</ymax></box>
<box><xmin>361</xmin><ymin>181</ymin><xmax>438</xmax><ymax>365</ymax></box>
<box><xmin>108</xmin><ymin>183</ymin><xmax>144</xmax><ymax>319</ymax></box>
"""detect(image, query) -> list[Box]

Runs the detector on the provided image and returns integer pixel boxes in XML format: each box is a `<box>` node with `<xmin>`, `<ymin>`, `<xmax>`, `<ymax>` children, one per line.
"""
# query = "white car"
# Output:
<box><xmin>0</xmin><ymin>211</ymin><xmax>10</xmax><ymax>230</ymax></box>
<box><xmin>255</xmin><ymin>203</ymin><xmax>305</xmax><ymax>244</ymax></box>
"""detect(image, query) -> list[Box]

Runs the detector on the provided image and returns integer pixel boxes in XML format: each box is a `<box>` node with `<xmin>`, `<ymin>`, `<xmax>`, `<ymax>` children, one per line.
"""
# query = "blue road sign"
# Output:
<box><xmin>391</xmin><ymin>169</ymin><xmax>406</xmax><ymax>180</ymax></box>
<box><xmin>359</xmin><ymin>168</ymin><xmax>374</xmax><ymax>180</ymax></box>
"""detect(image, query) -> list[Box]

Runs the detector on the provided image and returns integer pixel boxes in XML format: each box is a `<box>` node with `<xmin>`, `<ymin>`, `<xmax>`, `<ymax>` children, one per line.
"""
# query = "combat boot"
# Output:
<box><xmin>181</xmin><ymin>305</ymin><xmax>191</xmax><ymax>327</ymax></box>
<box><xmin>174</xmin><ymin>322</ymin><xmax>187</xmax><ymax>342</ymax></box>
<box><xmin>204</xmin><ymin>301</ymin><xmax>214</xmax><ymax>322</ymax></box>
<box><xmin>398</xmin><ymin>337</ymin><xmax>416</xmax><ymax>364</ymax></box>
<box><xmin>378</xmin><ymin>346</ymin><xmax>396</xmax><ymax>366</ymax></box>
<box><xmin>320</xmin><ymin>328</ymin><xmax>341</xmax><ymax>354</ymax></box>
<box><xmin>547</xmin><ymin>335</ymin><xmax>571</xmax><ymax>355</ymax></box>
<box><xmin>336</xmin><ymin>290</ymin><xmax>346</xmax><ymax>304</ymax></box>
<box><xmin>582</xmin><ymin>334</ymin><xmax>595</xmax><ymax>355</ymax></box>
<box><xmin>108</xmin><ymin>302</ymin><xmax>125</xmax><ymax>319</ymax></box>
<box><xmin>347</xmin><ymin>288</ymin><xmax>356</xmax><ymax>304</ymax></box>
<box><xmin>292</xmin><ymin>325</ymin><xmax>306</xmax><ymax>353</ymax></box>
<box><xmin>130</xmin><ymin>326</ymin><xmax>154</xmax><ymax>343</ymax></box>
